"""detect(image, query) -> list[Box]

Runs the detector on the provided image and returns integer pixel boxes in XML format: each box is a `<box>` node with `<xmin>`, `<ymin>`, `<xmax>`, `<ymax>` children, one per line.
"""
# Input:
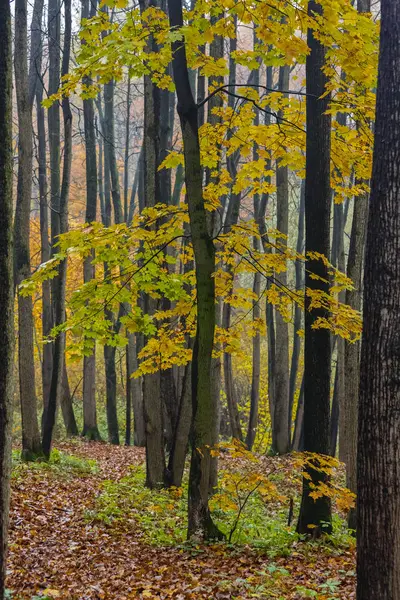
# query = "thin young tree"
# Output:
<box><xmin>297</xmin><ymin>0</ymin><xmax>332</xmax><ymax>536</ymax></box>
<box><xmin>0</xmin><ymin>0</ymin><xmax>14</xmax><ymax>589</ymax></box>
<box><xmin>357</xmin><ymin>0</ymin><xmax>400</xmax><ymax>596</ymax></box>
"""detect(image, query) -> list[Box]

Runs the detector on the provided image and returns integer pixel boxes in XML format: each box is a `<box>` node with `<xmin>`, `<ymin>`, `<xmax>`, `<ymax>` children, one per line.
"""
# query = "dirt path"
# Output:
<box><xmin>7</xmin><ymin>442</ymin><xmax>356</xmax><ymax>599</ymax></box>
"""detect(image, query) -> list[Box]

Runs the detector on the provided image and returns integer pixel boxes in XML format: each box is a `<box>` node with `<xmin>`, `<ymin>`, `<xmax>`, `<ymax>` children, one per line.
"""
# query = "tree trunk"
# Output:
<box><xmin>139</xmin><ymin>0</ymin><xmax>166</xmax><ymax>488</ymax></box>
<box><xmin>167</xmin><ymin>357</ymin><xmax>192</xmax><ymax>487</ymax></box>
<box><xmin>60</xmin><ymin>364</ymin><xmax>78</xmax><ymax>437</ymax></box>
<box><xmin>104</xmin><ymin>345</ymin><xmax>120</xmax><ymax>445</ymax></box>
<box><xmin>345</xmin><ymin>0</ymin><xmax>371</xmax><ymax>532</ymax></box>
<box><xmin>273</xmin><ymin>65</ymin><xmax>290</xmax><ymax>455</ymax></box>
<box><xmin>330</xmin><ymin>198</ymin><xmax>346</xmax><ymax>458</ymax></box>
<box><xmin>42</xmin><ymin>0</ymin><xmax>72</xmax><ymax>457</ymax></box>
<box><xmin>168</xmin><ymin>0</ymin><xmax>222</xmax><ymax>540</ymax></box>
<box><xmin>81</xmin><ymin>0</ymin><xmax>101</xmax><ymax>442</ymax></box>
<box><xmin>14</xmin><ymin>0</ymin><xmax>42</xmax><ymax>460</ymax></box>
<box><xmin>289</xmin><ymin>179</ymin><xmax>305</xmax><ymax>446</ymax></box>
<box><xmin>297</xmin><ymin>0</ymin><xmax>332</xmax><ymax>536</ymax></box>
<box><xmin>357</xmin><ymin>1</ymin><xmax>400</xmax><ymax>597</ymax></box>
<box><xmin>0</xmin><ymin>2</ymin><xmax>15</xmax><ymax>589</ymax></box>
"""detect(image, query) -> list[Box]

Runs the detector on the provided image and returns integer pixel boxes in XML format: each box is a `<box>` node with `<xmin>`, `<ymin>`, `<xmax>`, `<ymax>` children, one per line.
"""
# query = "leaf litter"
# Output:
<box><xmin>7</xmin><ymin>442</ymin><xmax>356</xmax><ymax>599</ymax></box>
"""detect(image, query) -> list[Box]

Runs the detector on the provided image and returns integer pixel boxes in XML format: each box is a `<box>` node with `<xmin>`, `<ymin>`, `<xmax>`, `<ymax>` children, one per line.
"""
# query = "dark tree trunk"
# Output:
<box><xmin>60</xmin><ymin>364</ymin><xmax>78</xmax><ymax>437</ymax></box>
<box><xmin>273</xmin><ymin>65</ymin><xmax>290</xmax><ymax>455</ymax></box>
<box><xmin>14</xmin><ymin>0</ymin><xmax>42</xmax><ymax>460</ymax></box>
<box><xmin>97</xmin><ymin>85</ymin><xmax>120</xmax><ymax>446</ymax></box>
<box><xmin>139</xmin><ymin>0</ymin><xmax>166</xmax><ymax>488</ymax></box>
<box><xmin>357</xmin><ymin>1</ymin><xmax>400</xmax><ymax>597</ymax></box>
<box><xmin>167</xmin><ymin>355</ymin><xmax>192</xmax><ymax>487</ymax></box>
<box><xmin>42</xmin><ymin>0</ymin><xmax>72</xmax><ymax>457</ymax></box>
<box><xmin>0</xmin><ymin>1</ymin><xmax>14</xmax><ymax>590</ymax></box>
<box><xmin>81</xmin><ymin>0</ymin><xmax>101</xmax><ymax>442</ymax></box>
<box><xmin>104</xmin><ymin>345</ymin><xmax>120</xmax><ymax>445</ymax></box>
<box><xmin>297</xmin><ymin>0</ymin><xmax>332</xmax><ymax>536</ymax></box>
<box><xmin>168</xmin><ymin>0</ymin><xmax>222</xmax><ymax>540</ymax></box>
<box><xmin>35</xmin><ymin>71</ymin><xmax>53</xmax><ymax>427</ymax></box>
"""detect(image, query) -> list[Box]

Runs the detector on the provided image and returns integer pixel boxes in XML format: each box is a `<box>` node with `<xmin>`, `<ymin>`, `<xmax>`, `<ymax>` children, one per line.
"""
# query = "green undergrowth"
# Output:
<box><xmin>11</xmin><ymin>448</ymin><xmax>98</xmax><ymax>479</ymax></box>
<box><xmin>87</xmin><ymin>465</ymin><xmax>354</xmax><ymax>558</ymax></box>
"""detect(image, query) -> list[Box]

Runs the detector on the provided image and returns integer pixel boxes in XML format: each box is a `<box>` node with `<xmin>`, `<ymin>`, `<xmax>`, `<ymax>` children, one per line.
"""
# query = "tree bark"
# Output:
<box><xmin>289</xmin><ymin>180</ymin><xmax>305</xmax><ymax>448</ymax></box>
<box><xmin>139</xmin><ymin>0</ymin><xmax>166</xmax><ymax>488</ymax></box>
<box><xmin>273</xmin><ymin>65</ymin><xmax>290</xmax><ymax>454</ymax></box>
<box><xmin>297</xmin><ymin>0</ymin><xmax>332</xmax><ymax>536</ymax></box>
<box><xmin>42</xmin><ymin>0</ymin><xmax>72</xmax><ymax>457</ymax></box>
<box><xmin>357</xmin><ymin>1</ymin><xmax>400</xmax><ymax>597</ymax></box>
<box><xmin>0</xmin><ymin>1</ymin><xmax>15</xmax><ymax>589</ymax></box>
<box><xmin>14</xmin><ymin>0</ymin><xmax>42</xmax><ymax>460</ymax></box>
<box><xmin>81</xmin><ymin>0</ymin><xmax>101</xmax><ymax>442</ymax></box>
<box><xmin>345</xmin><ymin>0</ymin><xmax>371</xmax><ymax>532</ymax></box>
<box><xmin>168</xmin><ymin>0</ymin><xmax>222</xmax><ymax>540</ymax></box>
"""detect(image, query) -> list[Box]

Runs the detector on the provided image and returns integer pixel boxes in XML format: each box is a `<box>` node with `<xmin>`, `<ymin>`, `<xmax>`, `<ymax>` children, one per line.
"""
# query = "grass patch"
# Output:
<box><xmin>12</xmin><ymin>448</ymin><xmax>98</xmax><ymax>479</ymax></box>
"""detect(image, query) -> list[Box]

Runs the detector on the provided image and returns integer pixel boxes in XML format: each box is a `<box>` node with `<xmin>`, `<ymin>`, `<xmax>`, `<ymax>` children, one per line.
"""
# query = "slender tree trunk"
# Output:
<box><xmin>139</xmin><ymin>0</ymin><xmax>166</xmax><ymax>488</ymax></box>
<box><xmin>345</xmin><ymin>0</ymin><xmax>371</xmax><ymax>532</ymax></box>
<box><xmin>167</xmin><ymin>354</ymin><xmax>193</xmax><ymax>487</ymax></box>
<box><xmin>60</xmin><ymin>364</ymin><xmax>78</xmax><ymax>436</ymax></box>
<box><xmin>81</xmin><ymin>0</ymin><xmax>101</xmax><ymax>441</ymax></box>
<box><xmin>297</xmin><ymin>0</ymin><xmax>332</xmax><ymax>536</ymax></box>
<box><xmin>357</xmin><ymin>1</ymin><xmax>400</xmax><ymax>597</ymax></box>
<box><xmin>289</xmin><ymin>180</ymin><xmax>305</xmax><ymax>447</ymax></box>
<box><xmin>273</xmin><ymin>65</ymin><xmax>290</xmax><ymax>454</ymax></box>
<box><xmin>99</xmin><ymin>79</ymin><xmax>121</xmax><ymax>445</ymax></box>
<box><xmin>330</xmin><ymin>198</ymin><xmax>346</xmax><ymax>458</ymax></box>
<box><xmin>0</xmin><ymin>2</ymin><xmax>14</xmax><ymax>589</ymax></box>
<box><xmin>169</xmin><ymin>0</ymin><xmax>222</xmax><ymax>540</ymax></box>
<box><xmin>14</xmin><ymin>0</ymin><xmax>42</xmax><ymax>460</ymax></box>
<box><xmin>42</xmin><ymin>0</ymin><xmax>72</xmax><ymax>457</ymax></box>
<box><xmin>36</xmin><ymin>76</ymin><xmax>53</xmax><ymax>426</ymax></box>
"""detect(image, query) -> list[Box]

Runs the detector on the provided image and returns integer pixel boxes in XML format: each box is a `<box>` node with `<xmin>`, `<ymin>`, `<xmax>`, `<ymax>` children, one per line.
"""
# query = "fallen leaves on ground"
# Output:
<box><xmin>7</xmin><ymin>442</ymin><xmax>356</xmax><ymax>599</ymax></box>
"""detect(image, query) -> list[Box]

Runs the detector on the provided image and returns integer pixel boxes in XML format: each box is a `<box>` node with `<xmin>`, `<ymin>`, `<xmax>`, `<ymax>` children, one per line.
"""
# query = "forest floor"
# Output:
<box><xmin>7</xmin><ymin>442</ymin><xmax>356</xmax><ymax>600</ymax></box>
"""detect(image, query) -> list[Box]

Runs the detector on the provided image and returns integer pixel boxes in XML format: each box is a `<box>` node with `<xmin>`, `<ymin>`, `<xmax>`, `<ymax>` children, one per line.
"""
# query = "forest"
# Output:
<box><xmin>0</xmin><ymin>0</ymin><xmax>398</xmax><ymax>597</ymax></box>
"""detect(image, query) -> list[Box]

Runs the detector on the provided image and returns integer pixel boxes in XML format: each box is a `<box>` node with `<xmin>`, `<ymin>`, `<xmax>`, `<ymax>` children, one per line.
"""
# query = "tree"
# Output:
<box><xmin>42</xmin><ymin>0</ymin><xmax>73</xmax><ymax>457</ymax></box>
<box><xmin>139</xmin><ymin>0</ymin><xmax>166</xmax><ymax>487</ymax></box>
<box><xmin>357</xmin><ymin>0</ymin><xmax>400</xmax><ymax>597</ymax></box>
<box><xmin>272</xmin><ymin>64</ymin><xmax>290</xmax><ymax>455</ymax></box>
<box><xmin>81</xmin><ymin>0</ymin><xmax>102</xmax><ymax>442</ymax></box>
<box><xmin>168</xmin><ymin>0</ymin><xmax>222</xmax><ymax>539</ymax></box>
<box><xmin>14</xmin><ymin>0</ymin><xmax>42</xmax><ymax>460</ymax></box>
<box><xmin>297</xmin><ymin>0</ymin><xmax>332</xmax><ymax>536</ymax></box>
<box><xmin>344</xmin><ymin>0</ymin><xmax>371</xmax><ymax>531</ymax></box>
<box><xmin>0</xmin><ymin>0</ymin><xmax>14</xmax><ymax>589</ymax></box>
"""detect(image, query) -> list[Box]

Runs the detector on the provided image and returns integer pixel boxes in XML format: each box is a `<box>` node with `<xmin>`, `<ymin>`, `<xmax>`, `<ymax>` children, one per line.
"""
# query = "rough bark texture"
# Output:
<box><xmin>169</xmin><ymin>0</ymin><xmax>222</xmax><ymax>540</ymax></box>
<box><xmin>357</xmin><ymin>1</ymin><xmax>400</xmax><ymax>597</ymax></box>
<box><xmin>0</xmin><ymin>1</ymin><xmax>14</xmax><ymax>590</ymax></box>
<box><xmin>14</xmin><ymin>0</ymin><xmax>42</xmax><ymax>460</ymax></box>
<box><xmin>297</xmin><ymin>0</ymin><xmax>332</xmax><ymax>536</ymax></box>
